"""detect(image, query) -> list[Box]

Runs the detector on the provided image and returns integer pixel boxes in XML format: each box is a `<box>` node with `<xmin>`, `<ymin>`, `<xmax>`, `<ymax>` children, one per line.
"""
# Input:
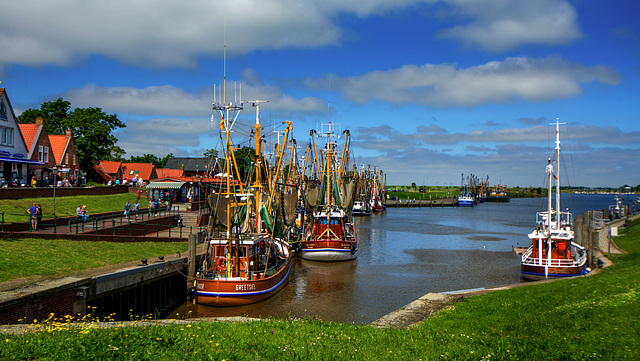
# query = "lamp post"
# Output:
<box><xmin>52</xmin><ymin>166</ymin><xmax>60</xmax><ymax>217</ymax></box>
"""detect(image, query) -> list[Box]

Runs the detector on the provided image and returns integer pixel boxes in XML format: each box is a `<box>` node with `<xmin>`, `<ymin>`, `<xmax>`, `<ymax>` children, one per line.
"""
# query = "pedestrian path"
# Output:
<box><xmin>8</xmin><ymin>204</ymin><xmax>209</xmax><ymax>240</ymax></box>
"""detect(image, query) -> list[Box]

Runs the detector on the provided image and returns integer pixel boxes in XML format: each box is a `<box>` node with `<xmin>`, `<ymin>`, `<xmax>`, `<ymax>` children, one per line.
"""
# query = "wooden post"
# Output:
<box><xmin>188</xmin><ymin>234</ymin><xmax>197</xmax><ymax>279</ymax></box>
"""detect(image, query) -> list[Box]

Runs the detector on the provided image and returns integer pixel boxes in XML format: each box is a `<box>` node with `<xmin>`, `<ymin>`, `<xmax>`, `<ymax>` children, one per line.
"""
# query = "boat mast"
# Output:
<box><xmin>554</xmin><ymin>118</ymin><xmax>562</xmax><ymax>229</ymax></box>
<box><xmin>250</xmin><ymin>100</ymin><xmax>268</xmax><ymax>233</ymax></box>
<box><xmin>212</xmin><ymin>43</ymin><xmax>244</xmax><ymax>276</ymax></box>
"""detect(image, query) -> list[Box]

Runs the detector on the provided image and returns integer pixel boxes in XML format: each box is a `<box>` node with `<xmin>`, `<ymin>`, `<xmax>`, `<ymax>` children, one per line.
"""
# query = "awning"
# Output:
<box><xmin>0</xmin><ymin>157</ymin><xmax>44</xmax><ymax>165</ymax></box>
<box><xmin>146</xmin><ymin>181</ymin><xmax>186</xmax><ymax>189</ymax></box>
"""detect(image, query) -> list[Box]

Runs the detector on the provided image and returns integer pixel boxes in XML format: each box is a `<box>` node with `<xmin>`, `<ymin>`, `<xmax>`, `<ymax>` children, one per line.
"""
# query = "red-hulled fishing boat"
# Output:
<box><xmin>195</xmin><ymin>98</ymin><xmax>295</xmax><ymax>306</ymax></box>
<box><xmin>300</xmin><ymin>123</ymin><xmax>358</xmax><ymax>261</ymax></box>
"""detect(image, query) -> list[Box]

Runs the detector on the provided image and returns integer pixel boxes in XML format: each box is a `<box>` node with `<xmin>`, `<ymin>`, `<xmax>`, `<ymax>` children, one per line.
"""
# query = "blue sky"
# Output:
<box><xmin>1</xmin><ymin>0</ymin><xmax>638</xmax><ymax>187</ymax></box>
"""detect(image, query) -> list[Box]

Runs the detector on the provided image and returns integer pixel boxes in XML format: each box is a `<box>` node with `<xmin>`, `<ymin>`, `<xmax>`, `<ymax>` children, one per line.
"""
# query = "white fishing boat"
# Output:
<box><xmin>521</xmin><ymin>119</ymin><xmax>588</xmax><ymax>280</ymax></box>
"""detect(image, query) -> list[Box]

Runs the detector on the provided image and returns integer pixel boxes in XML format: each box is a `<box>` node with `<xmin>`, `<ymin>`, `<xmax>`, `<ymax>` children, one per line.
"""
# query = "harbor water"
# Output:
<box><xmin>170</xmin><ymin>194</ymin><xmax>618</xmax><ymax>324</ymax></box>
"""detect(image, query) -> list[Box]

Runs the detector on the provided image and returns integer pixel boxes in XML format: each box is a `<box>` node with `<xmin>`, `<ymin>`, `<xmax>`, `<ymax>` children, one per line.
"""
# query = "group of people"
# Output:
<box><xmin>123</xmin><ymin>200</ymin><xmax>141</xmax><ymax>220</ymax></box>
<box><xmin>75</xmin><ymin>204</ymin><xmax>89</xmax><ymax>222</ymax></box>
<box><xmin>28</xmin><ymin>175</ymin><xmax>81</xmax><ymax>188</ymax></box>
<box><xmin>2</xmin><ymin>178</ymin><xmax>21</xmax><ymax>187</ymax></box>
<box><xmin>27</xmin><ymin>203</ymin><xmax>43</xmax><ymax>230</ymax></box>
<box><xmin>107</xmin><ymin>177</ymin><xmax>144</xmax><ymax>187</ymax></box>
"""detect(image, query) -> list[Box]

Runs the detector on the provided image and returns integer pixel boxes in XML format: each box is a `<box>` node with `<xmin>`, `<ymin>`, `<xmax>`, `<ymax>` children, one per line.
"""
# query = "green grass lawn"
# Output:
<box><xmin>1</xmin><ymin>193</ymin><xmax>140</xmax><ymax>223</ymax></box>
<box><xmin>0</xmin><ymin>238</ymin><xmax>188</xmax><ymax>283</ymax></box>
<box><xmin>2</xmin><ymin>222</ymin><xmax>639</xmax><ymax>360</ymax></box>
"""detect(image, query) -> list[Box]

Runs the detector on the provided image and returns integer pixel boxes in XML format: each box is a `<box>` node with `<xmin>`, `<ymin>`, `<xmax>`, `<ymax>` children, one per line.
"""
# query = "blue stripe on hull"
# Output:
<box><xmin>197</xmin><ymin>264</ymin><xmax>291</xmax><ymax>298</ymax></box>
<box><xmin>521</xmin><ymin>269</ymin><xmax>588</xmax><ymax>279</ymax></box>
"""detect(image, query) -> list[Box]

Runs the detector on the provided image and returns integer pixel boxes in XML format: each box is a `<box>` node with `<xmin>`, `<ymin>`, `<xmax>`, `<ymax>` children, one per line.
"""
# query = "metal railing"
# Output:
<box><xmin>1</xmin><ymin>206</ymin><xmax>207</xmax><ymax>238</ymax></box>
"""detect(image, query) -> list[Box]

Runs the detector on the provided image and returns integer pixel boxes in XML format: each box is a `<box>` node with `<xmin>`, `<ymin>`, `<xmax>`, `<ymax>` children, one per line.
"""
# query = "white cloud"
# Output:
<box><xmin>0</xmin><ymin>0</ymin><xmax>584</xmax><ymax>71</ymax></box>
<box><xmin>353</xmin><ymin>124</ymin><xmax>640</xmax><ymax>187</ymax></box>
<box><xmin>0</xmin><ymin>0</ymin><xmax>343</xmax><ymax>69</ymax></box>
<box><xmin>62</xmin><ymin>72</ymin><xmax>325</xmax><ymax>118</ymax></box>
<box><xmin>438</xmin><ymin>0</ymin><xmax>582</xmax><ymax>52</ymax></box>
<box><xmin>322</xmin><ymin>57</ymin><xmax>621</xmax><ymax>107</ymax></box>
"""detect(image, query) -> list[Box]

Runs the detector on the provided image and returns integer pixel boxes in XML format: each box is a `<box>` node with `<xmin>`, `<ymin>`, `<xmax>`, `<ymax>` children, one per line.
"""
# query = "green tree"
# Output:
<box><xmin>159</xmin><ymin>153</ymin><xmax>173</xmax><ymax>168</ymax></box>
<box><xmin>17</xmin><ymin>98</ymin><xmax>71</xmax><ymax>134</ymax></box>
<box><xmin>106</xmin><ymin>146</ymin><xmax>126</xmax><ymax>162</ymax></box>
<box><xmin>127</xmin><ymin>153</ymin><xmax>173</xmax><ymax>168</ymax></box>
<box><xmin>234</xmin><ymin>146</ymin><xmax>255</xmax><ymax>182</ymax></box>
<box><xmin>129</xmin><ymin>154</ymin><xmax>160</xmax><ymax>166</ymax></box>
<box><xmin>67</xmin><ymin>107</ymin><xmax>126</xmax><ymax>172</ymax></box>
<box><xmin>203</xmin><ymin>149</ymin><xmax>218</xmax><ymax>158</ymax></box>
<box><xmin>411</xmin><ymin>182</ymin><xmax>417</xmax><ymax>190</ymax></box>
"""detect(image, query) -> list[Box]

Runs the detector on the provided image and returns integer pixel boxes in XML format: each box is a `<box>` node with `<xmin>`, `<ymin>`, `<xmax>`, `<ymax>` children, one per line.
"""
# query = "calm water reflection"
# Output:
<box><xmin>170</xmin><ymin>194</ymin><xmax>617</xmax><ymax>324</ymax></box>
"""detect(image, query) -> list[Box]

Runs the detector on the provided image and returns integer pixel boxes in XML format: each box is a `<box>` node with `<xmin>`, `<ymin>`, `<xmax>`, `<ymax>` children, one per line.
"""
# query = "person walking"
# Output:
<box><xmin>37</xmin><ymin>204</ymin><xmax>43</xmax><ymax>227</ymax></box>
<box><xmin>124</xmin><ymin>200</ymin><xmax>131</xmax><ymax>219</ymax></box>
<box><xmin>28</xmin><ymin>203</ymin><xmax>39</xmax><ymax>230</ymax></box>
<box><xmin>133</xmin><ymin>200</ymin><xmax>140</xmax><ymax>220</ymax></box>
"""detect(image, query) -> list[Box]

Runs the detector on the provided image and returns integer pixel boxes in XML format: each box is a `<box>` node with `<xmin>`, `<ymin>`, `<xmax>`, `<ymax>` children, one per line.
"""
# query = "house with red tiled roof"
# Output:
<box><xmin>155</xmin><ymin>168</ymin><xmax>184</xmax><ymax>179</ymax></box>
<box><xmin>49</xmin><ymin>129</ymin><xmax>80</xmax><ymax>181</ymax></box>
<box><xmin>1</xmin><ymin>88</ymin><xmax>41</xmax><ymax>186</ymax></box>
<box><xmin>122</xmin><ymin>162</ymin><xmax>157</xmax><ymax>183</ymax></box>
<box><xmin>93</xmin><ymin>161</ymin><xmax>158</xmax><ymax>185</ymax></box>
<box><xmin>93</xmin><ymin>160</ymin><xmax>123</xmax><ymax>183</ymax></box>
<box><xmin>19</xmin><ymin>118</ymin><xmax>58</xmax><ymax>186</ymax></box>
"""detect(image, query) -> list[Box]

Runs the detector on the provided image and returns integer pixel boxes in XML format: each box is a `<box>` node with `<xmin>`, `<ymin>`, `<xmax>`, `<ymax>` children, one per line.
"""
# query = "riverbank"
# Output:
<box><xmin>2</xmin><ymin>220</ymin><xmax>638</xmax><ymax>360</ymax></box>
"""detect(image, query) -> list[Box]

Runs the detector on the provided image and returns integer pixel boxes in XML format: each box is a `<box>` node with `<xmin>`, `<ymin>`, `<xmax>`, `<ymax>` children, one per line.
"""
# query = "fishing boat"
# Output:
<box><xmin>457</xmin><ymin>193</ymin><xmax>475</xmax><ymax>207</ymax></box>
<box><xmin>608</xmin><ymin>196</ymin><xmax>626</xmax><ymax>219</ymax></box>
<box><xmin>370</xmin><ymin>193</ymin><xmax>385</xmax><ymax>213</ymax></box>
<box><xmin>195</xmin><ymin>96</ymin><xmax>293</xmax><ymax>306</ymax></box>
<box><xmin>300</xmin><ymin>123</ymin><xmax>358</xmax><ymax>261</ymax></box>
<box><xmin>521</xmin><ymin>119</ymin><xmax>587</xmax><ymax>280</ymax></box>
<box><xmin>352</xmin><ymin>200</ymin><xmax>372</xmax><ymax>216</ymax></box>
<box><xmin>352</xmin><ymin>166</ymin><xmax>373</xmax><ymax>216</ymax></box>
<box><xmin>486</xmin><ymin>184</ymin><xmax>510</xmax><ymax>202</ymax></box>
<box><xmin>457</xmin><ymin>173</ymin><xmax>476</xmax><ymax>207</ymax></box>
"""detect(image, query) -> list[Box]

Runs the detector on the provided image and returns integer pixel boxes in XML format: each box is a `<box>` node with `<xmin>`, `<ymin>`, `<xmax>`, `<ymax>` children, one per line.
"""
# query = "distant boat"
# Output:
<box><xmin>352</xmin><ymin>200</ymin><xmax>372</xmax><ymax>216</ymax></box>
<box><xmin>458</xmin><ymin>173</ymin><xmax>476</xmax><ymax>207</ymax></box>
<box><xmin>457</xmin><ymin>193</ymin><xmax>475</xmax><ymax>207</ymax></box>
<box><xmin>486</xmin><ymin>184</ymin><xmax>510</xmax><ymax>202</ymax></box>
<box><xmin>370</xmin><ymin>194</ymin><xmax>385</xmax><ymax>212</ymax></box>
<box><xmin>608</xmin><ymin>196</ymin><xmax>626</xmax><ymax>219</ymax></box>
<box><xmin>521</xmin><ymin>119</ymin><xmax>587</xmax><ymax>280</ymax></box>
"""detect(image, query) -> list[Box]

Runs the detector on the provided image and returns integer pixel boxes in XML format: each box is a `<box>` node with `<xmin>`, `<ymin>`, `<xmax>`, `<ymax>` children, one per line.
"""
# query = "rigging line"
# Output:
<box><xmin>564</xmin><ymin>122</ymin><xmax>578</xmax><ymax>191</ymax></box>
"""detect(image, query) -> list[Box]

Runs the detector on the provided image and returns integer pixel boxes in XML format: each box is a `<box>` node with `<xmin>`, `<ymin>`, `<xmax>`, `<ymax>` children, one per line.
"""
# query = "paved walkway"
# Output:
<box><xmin>8</xmin><ymin>205</ymin><xmax>208</xmax><ymax>239</ymax></box>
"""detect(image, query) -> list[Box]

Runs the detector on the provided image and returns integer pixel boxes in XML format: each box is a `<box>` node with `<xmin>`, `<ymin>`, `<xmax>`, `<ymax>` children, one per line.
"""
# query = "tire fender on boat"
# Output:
<box><xmin>216</xmin><ymin>256</ymin><xmax>227</xmax><ymax>272</ymax></box>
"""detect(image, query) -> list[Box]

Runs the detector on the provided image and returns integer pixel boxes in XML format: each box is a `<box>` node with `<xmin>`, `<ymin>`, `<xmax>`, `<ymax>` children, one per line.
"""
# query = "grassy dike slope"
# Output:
<box><xmin>2</xmin><ymin>222</ymin><xmax>639</xmax><ymax>360</ymax></box>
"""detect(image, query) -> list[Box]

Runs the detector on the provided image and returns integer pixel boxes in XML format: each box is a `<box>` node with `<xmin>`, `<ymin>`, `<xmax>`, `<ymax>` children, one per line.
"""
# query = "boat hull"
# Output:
<box><xmin>300</xmin><ymin>240</ymin><xmax>357</xmax><ymax>261</ymax></box>
<box><xmin>520</xmin><ymin>263</ymin><xmax>587</xmax><ymax>281</ymax></box>
<box><xmin>195</xmin><ymin>259</ymin><xmax>291</xmax><ymax>307</ymax></box>
<box><xmin>458</xmin><ymin>199</ymin><xmax>474</xmax><ymax>207</ymax></box>
<box><xmin>486</xmin><ymin>196</ymin><xmax>510</xmax><ymax>202</ymax></box>
<box><xmin>352</xmin><ymin>209</ymin><xmax>372</xmax><ymax>216</ymax></box>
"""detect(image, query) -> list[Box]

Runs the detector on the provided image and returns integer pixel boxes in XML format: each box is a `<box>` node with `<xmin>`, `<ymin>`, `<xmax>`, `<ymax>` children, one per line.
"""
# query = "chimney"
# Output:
<box><xmin>66</xmin><ymin>129</ymin><xmax>72</xmax><ymax>137</ymax></box>
<box><xmin>35</xmin><ymin>117</ymin><xmax>44</xmax><ymax>126</ymax></box>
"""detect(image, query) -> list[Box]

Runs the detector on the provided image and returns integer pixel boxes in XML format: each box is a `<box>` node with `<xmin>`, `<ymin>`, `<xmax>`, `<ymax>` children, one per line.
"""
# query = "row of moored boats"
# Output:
<box><xmin>194</xmin><ymin>98</ymin><xmax>383</xmax><ymax>306</ymax></box>
<box><xmin>194</xmin><ymin>92</ymin><xmax>590</xmax><ymax>308</ymax></box>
